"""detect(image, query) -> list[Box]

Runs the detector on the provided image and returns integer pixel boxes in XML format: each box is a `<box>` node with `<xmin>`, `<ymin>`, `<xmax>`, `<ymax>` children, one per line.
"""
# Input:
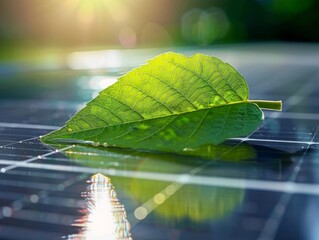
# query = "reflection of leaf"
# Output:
<box><xmin>56</xmin><ymin>143</ymin><xmax>295</xmax><ymax>224</ymax></box>
<box><xmin>59</xmin><ymin>143</ymin><xmax>258</xmax><ymax>223</ymax></box>
<box><xmin>63</xmin><ymin>142</ymin><xmax>257</xmax><ymax>168</ymax></box>
<box><xmin>64</xmin><ymin>145</ymin><xmax>245</xmax><ymax>222</ymax></box>
<box><xmin>129</xmin><ymin>179</ymin><xmax>244</xmax><ymax>222</ymax></box>
<box><xmin>42</xmin><ymin>52</ymin><xmax>281</xmax><ymax>152</ymax></box>
<box><xmin>182</xmin><ymin>143</ymin><xmax>256</xmax><ymax>161</ymax></box>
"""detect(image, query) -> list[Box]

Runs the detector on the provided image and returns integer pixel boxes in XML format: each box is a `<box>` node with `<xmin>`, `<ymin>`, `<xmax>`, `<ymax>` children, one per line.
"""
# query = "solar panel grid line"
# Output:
<box><xmin>0</xmin><ymin>133</ymin><xmax>38</xmax><ymax>138</ymax></box>
<box><xmin>129</xmin><ymin>139</ymin><xmax>247</xmax><ymax>226</ymax></box>
<box><xmin>231</xmin><ymin>138</ymin><xmax>318</xmax><ymax>145</ymax></box>
<box><xmin>0</xmin><ymin>46</ymin><xmax>318</xmax><ymax>239</ymax></box>
<box><xmin>3</xmin><ymin>152</ymin><xmax>317</xmax><ymax>194</ymax></box>
<box><xmin>6</xmin><ymin>169</ymin><xmax>67</xmax><ymax>180</ymax></box>
<box><xmin>0</xmin><ymin>179</ymin><xmax>58</xmax><ymax>190</ymax></box>
<box><xmin>0</xmin><ymin>136</ymin><xmax>41</xmax><ymax>148</ymax></box>
<box><xmin>267</xmin><ymin>111</ymin><xmax>319</xmax><ymax>120</ymax></box>
<box><xmin>0</xmin><ymin>171</ymin><xmax>89</xmax><ymax>227</ymax></box>
<box><xmin>0</xmin><ymin>127</ymin><xmax>316</xmax><ymax>188</ymax></box>
<box><xmin>1</xmin><ymin>131</ymin><xmax>251</xmax><ymax>231</ymax></box>
<box><xmin>0</xmin><ymin>132</ymin><xmax>315</xmax><ymax>150</ymax></box>
<box><xmin>255</xmin><ymin>77</ymin><xmax>319</xmax><ymax>239</ymax></box>
<box><xmin>129</xmin><ymin>66</ymin><xmax>319</xmax><ymax>238</ymax></box>
<box><xmin>0</xmin><ymin>225</ymin><xmax>65</xmax><ymax>240</ymax></box>
<box><xmin>0</xmin><ymin>122</ymin><xmax>59</xmax><ymax>130</ymax></box>
<box><xmin>257</xmin><ymin>125</ymin><xmax>319</xmax><ymax>240</ymax></box>
<box><xmin>1</xmin><ymin>146</ymin><xmax>51</xmax><ymax>153</ymax></box>
<box><xmin>0</xmin><ymin>154</ymin><xmax>39</xmax><ymax>161</ymax></box>
<box><xmin>10</xmin><ymin>209</ymin><xmax>77</xmax><ymax>225</ymax></box>
<box><xmin>38</xmin><ymin>196</ymin><xmax>86</xmax><ymax>208</ymax></box>
<box><xmin>0</xmin><ymin>145</ymin><xmax>74</xmax><ymax>173</ymax></box>
<box><xmin>130</xmin><ymin>119</ymin><xmax>275</xmax><ymax>226</ymax></box>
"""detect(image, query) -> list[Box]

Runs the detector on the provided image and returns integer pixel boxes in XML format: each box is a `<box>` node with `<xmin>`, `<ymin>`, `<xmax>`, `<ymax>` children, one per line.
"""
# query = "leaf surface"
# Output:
<box><xmin>42</xmin><ymin>52</ymin><xmax>279</xmax><ymax>151</ymax></box>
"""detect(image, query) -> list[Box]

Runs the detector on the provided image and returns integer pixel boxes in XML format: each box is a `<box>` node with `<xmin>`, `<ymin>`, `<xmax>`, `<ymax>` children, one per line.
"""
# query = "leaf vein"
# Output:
<box><xmin>142</xmin><ymin>71</ymin><xmax>197</xmax><ymax>109</ymax></box>
<box><xmin>105</xmin><ymin>94</ymin><xmax>144</xmax><ymax>119</ymax></box>
<box><xmin>135</xmin><ymin>116</ymin><xmax>178</xmax><ymax>143</ymax></box>
<box><xmin>125</xmin><ymin>84</ymin><xmax>174</xmax><ymax>114</ymax></box>
<box><xmin>167</xmin><ymin>60</ymin><xmax>229</xmax><ymax>103</ymax></box>
<box><xmin>186</xmin><ymin>109</ymin><xmax>210</xmax><ymax>139</ymax></box>
<box><xmin>92</xmin><ymin>102</ymin><xmax>124</xmax><ymax>122</ymax></box>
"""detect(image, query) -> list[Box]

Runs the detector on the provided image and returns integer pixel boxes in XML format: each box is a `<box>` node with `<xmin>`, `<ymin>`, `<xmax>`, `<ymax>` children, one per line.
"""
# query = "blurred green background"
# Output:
<box><xmin>0</xmin><ymin>0</ymin><xmax>318</xmax><ymax>61</ymax></box>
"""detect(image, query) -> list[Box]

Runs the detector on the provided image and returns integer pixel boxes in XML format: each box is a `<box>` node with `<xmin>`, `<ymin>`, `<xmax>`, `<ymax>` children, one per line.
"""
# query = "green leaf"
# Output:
<box><xmin>42</xmin><ymin>52</ymin><xmax>282</xmax><ymax>152</ymax></box>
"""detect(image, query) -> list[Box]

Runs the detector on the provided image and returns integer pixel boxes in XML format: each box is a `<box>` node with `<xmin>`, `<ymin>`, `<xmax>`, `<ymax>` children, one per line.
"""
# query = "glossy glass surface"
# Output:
<box><xmin>0</xmin><ymin>44</ymin><xmax>318</xmax><ymax>240</ymax></box>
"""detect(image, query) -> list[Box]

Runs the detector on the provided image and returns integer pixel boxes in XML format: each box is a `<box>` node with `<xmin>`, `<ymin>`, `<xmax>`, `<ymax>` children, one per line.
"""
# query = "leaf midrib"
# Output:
<box><xmin>49</xmin><ymin>100</ymin><xmax>253</xmax><ymax>139</ymax></box>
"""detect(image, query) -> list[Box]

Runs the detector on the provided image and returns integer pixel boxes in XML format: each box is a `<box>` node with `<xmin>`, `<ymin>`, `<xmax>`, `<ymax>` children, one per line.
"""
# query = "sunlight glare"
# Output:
<box><xmin>67</xmin><ymin>50</ymin><xmax>122</xmax><ymax>69</ymax></box>
<box><xmin>67</xmin><ymin>173</ymin><xmax>132</xmax><ymax>240</ymax></box>
<box><xmin>64</xmin><ymin>0</ymin><xmax>130</xmax><ymax>25</ymax></box>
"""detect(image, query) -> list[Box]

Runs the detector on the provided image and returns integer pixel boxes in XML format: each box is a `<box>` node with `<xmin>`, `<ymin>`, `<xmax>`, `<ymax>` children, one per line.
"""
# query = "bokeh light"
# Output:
<box><xmin>119</xmin><ymin>27</ymin><xmax>137</xmax><ymax>48</ymax></box>
<box><xmin>181</xmin><ymin>8</ymin><xmax>230</xmax><ymax>45</ymax></box>
<box><xmin>0</xmin><ymin>0</ymin><xmax>318</xmax><ymax>62</ymax></box>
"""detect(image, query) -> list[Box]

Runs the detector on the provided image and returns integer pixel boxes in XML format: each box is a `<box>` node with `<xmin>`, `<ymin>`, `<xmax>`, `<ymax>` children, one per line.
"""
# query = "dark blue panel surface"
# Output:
<box><xmin>0</xmin><ymin>44</ymin><xmax>318</xmax><ymax>240</ymax></box>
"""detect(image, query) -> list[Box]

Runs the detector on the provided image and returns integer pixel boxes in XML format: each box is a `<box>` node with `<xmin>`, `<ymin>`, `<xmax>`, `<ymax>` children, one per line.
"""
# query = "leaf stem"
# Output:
<box><xmin>247</xmin><ymin>100</ymin><xmax>282</xmax><ymax>111</ymax></box>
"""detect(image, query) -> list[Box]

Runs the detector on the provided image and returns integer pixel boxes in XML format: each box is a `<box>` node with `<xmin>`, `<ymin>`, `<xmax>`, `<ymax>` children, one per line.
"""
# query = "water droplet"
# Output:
<box><xmin>103</xmin><ymin>142</ymin><xmax>108</xmax><ymax>147</ymax></box>
<box><xmin>92</xmin><ymin>142</ymin><xmax>100</xmax><ymax>147</ymax></box>
<box><xmin>67</xmin><ymin>128</ymin><xmax>73</xmax><ymax>132</ymax></box>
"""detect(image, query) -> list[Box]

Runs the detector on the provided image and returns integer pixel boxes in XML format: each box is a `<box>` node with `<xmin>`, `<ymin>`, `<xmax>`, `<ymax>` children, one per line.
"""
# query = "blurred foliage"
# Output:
<box><xmin>0</xmin><ymin>0</ymin><xmax>318</xmax><ymax>55</ymax></box>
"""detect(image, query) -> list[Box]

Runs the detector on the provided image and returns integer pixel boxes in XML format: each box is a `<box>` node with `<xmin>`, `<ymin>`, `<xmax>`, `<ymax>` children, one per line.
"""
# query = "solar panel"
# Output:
<box><xmin>0</xmin><ymin>44</ymin><xmax>318</xmax><ymax>240</ymax></box>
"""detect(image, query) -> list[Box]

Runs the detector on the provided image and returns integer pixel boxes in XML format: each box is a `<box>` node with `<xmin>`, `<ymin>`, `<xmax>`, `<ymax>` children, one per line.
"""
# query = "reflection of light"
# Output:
<box><xmin>133</xmin><ymin>182</ymin><xmax>182</xmax><ymax>221</ymax></box>
<box><xmin>68</xmin><ymin>50</ymin><xmax>121</xmax><ymax>70</ymax></box>
<box><xmin>106</xmin><ymin>1</ymin><xmax>130</xmax><ymax>23</ymax></box>
<box><xmin>64</xmin><ymin>0</ymin><xmax>130</xmax><ymax>24</ymax></box>
<box><xmin>153</xmin><ymin>193</ymin><xmax>166</xmax><ymax>204</ymax></box>
<box><xmin>77</xmin><ymin>76</ymin><xmax>118</xmax><ymax>90</ymax></box>
<box><xmin>76</xmin><ymin>1</ymin><xmax>95</xmax><ymax>24</ymax></box>
<box><xmin>1</xmin><ymin>206</ymin><xmax>12</xmax><ymax>217</ymax></box>
<box><xmin>134</xmin><ymin>207</ymin><xmax>148</xmax><ymax>220</ymax></box>
<box><xmin>119</xmin><ymin>28</ymin><xmax>137</xmax><ymax>48</ymax></box>
<box><xmin>68</xmin><ymin>173</ymin><xmax>132</xmax><ymax>240</ymax></box>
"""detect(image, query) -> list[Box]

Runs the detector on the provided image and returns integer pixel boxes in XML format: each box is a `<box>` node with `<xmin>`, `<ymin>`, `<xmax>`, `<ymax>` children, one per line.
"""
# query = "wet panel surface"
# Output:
<box><xmin>0</xmin><ymin>45</ymin><xmax>319</xmax><ymax>240</ymax></box>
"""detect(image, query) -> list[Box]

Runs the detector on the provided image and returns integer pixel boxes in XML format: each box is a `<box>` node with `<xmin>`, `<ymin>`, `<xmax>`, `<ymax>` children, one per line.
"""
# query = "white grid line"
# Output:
<box><xmin>257</xmin><ymin>124</ymin><xmax>319</xmax><ymax>240</ymax></box>
<box><xmin>1</xmin><ymin>159</ymin><xmax>319</xmax><ymax>195</ymax></box>
<box><xmin>0</xmin><ymin>55</ymin><xmax>318</xmax><ymax>239</ymax></box>
<box><xmin>0</xmin><ymin>122</ymin><xmax>59</xmax><ymax>130</ymax></box>
<box><xmin>0</xmin><ymin>145</ymin><xmax>74</xmax><ymax>173</ymax></box>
